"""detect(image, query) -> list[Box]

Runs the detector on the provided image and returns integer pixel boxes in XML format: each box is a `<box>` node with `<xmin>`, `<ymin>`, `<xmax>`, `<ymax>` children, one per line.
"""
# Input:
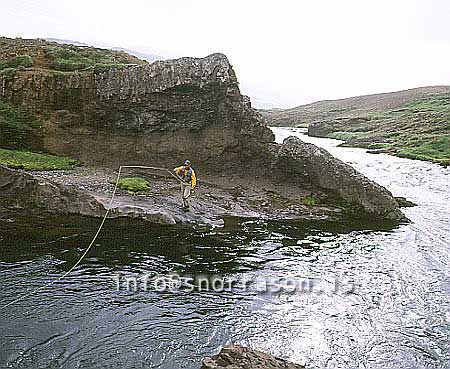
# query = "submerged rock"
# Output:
<box><xmin>201</xmin><ymin>345</ymin><xmax>305</xmax><ymax>369</ymax></box>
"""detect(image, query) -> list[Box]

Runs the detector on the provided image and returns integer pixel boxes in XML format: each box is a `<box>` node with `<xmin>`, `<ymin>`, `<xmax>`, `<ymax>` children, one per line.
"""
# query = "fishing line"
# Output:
<box><xmin>0</xmin><ymin>165</ymin><xmax>189</xmax><ymax>311</ymax></box>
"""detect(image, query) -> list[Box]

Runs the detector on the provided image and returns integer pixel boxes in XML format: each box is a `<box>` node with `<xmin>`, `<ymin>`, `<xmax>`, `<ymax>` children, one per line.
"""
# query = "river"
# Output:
<box><xmin>1</xmin><ymin>128</ymin><xmax>449</xmax><ymax>369</ymax></box>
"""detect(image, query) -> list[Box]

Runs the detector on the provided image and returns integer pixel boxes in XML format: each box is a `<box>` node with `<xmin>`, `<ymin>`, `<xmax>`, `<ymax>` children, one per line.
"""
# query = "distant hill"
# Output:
<box><xmin>45</xmin><ymin>38</ymin><xmax>164</xmax><ymax>63</ymax></box>
<box><xmin>260</xmin><ymin>86</ymin><xmax>450</xmax><ymax>127</ymax></box>
<box><xmin>260</xmin><ymin>86</ymin><xmax>450</xmax><ymax>165</ymax></box>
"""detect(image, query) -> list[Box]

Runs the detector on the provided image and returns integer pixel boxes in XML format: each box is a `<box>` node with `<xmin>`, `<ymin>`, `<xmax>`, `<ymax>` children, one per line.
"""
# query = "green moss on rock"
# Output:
<box><xmin>115</xmin><ymin>177</ymin><xmax>151</xmax><ymax>193</ymax></box>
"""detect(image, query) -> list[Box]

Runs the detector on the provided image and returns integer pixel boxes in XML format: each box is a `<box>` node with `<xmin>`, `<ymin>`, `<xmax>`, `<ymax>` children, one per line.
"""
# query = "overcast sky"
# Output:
<box><xmin>1</xmin><ymin>0</ymin><xmax>449</xmax><ymax>108</ymax></box>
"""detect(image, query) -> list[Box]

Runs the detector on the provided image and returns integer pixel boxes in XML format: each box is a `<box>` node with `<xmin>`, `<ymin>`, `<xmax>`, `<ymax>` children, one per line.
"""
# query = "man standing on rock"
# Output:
<box><xmin>173</xmin><ymin>160</ymin><xmax>197</xmax><ymax>211</ymax></box>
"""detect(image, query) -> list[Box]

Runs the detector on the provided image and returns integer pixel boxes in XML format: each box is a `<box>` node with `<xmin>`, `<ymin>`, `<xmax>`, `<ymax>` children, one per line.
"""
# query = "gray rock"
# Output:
<box><xmin>394</xmin><ymin>196</ymin><xmax>417</xmax><ymax>207</ymax></box>
<box><xmin>0</xmin><ymin>50</ymin><xmax>274</xmax><ymax>169</ymax></box>
<box><xmin>0</xmin><ymin>165</ymin><xmax>105</xmax><ymax>217</ymax></box>
<box><xmin>201</xmin><ymin>345</ymin><xmax>305</xmax><ymax>369</ymax></box>
<box><xmin>274</xmin><ymin>136</ymin><xmax>404</xmax><ymax>221</ymax></box>
<box><xmin>0</xmin><ymin>166</ymin><xmax>226</xmax><ymax>226</ymax></box>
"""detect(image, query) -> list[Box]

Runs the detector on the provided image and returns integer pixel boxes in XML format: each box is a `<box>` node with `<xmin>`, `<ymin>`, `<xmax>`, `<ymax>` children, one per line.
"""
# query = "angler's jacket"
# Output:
<box><xmin>174</xmin><ymin>166</ymin><xmax>197</xmax><ymax>188</ymax></box>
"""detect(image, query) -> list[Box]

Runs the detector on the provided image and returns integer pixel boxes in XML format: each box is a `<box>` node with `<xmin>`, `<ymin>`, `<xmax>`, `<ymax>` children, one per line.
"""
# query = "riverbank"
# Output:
<box><xmin>0</xmin><ymin>163</ymin><xmax>359</xmax><ymax>227</ymax></box>
<box><xmin>261</xmin><ymin>86</ymin><xmax>450</xmax><ymax>166</ymax></box>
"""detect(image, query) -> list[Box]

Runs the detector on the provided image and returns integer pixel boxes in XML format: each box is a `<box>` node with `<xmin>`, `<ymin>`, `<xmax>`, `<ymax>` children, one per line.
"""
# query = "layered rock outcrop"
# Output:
<box><xmin>0</xmin><ymin>41</ymin><xmax>274</xmax><ymax>169</ymax></box>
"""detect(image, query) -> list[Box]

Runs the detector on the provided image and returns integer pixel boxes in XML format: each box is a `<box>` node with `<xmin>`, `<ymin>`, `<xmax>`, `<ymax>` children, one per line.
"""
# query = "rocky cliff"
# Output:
<box><xmin>0</xmin><ymin>37</ymin><xmax>405</xmax><ymax>222</ymax></box>
<box><xmin>0</xmin><ymin>37</ymin><xmax>273</xmax><ymax>169</ymax></box>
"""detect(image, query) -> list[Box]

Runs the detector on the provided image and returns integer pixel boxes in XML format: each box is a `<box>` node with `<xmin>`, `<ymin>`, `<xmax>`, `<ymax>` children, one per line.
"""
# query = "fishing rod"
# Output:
<box><xmin>0</xmin><ymin>164</ymin><xmax>192</xmax><ymax>311</ymax></box>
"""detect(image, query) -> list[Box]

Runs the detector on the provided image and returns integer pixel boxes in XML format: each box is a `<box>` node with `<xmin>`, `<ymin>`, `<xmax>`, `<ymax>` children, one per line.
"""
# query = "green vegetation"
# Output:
<box><xmin>327</xmin><ymin>131</ymin><xmax>368</xmax><ymax>141</ymax></box>
<box><xmin>0</xmin><ymin>68</ymin><xmax>17</xmax><ymax>79</ymax></box>
<box><xmin>367</xmin><ymin>143</ymin><xmax>392</xmax><ymax>150</ymax></box>
<box><xmin>44</xmin><ymin>45</ymin><xmax>141</xmax><ymax>72</ymax></box>
<box><xmin>264</xmin><ymin>86</ymin><xmax>450</xmax><ymax>165</ymax></box>
<box><xmin>116</xmin><ymin>177</ymin><xmax>151</xmax><ymax>193</ymax></box>
<box><xmin>364</xmin><ymin>111</ymin><xmax>391</xmax><ymax>120</ymax></box>
<box><xmin>397</xmin><ymin>134</ymin><xmax>450</xmax><ymax>166</ymax></box>
<box><xmin>0</xmin><ymin>55</ymin><xmax>33</xmax><ymax>71</ymax></box>
<box><xmin>319</xmin><ymin>93</ymin><xmax>450</xmax><ymax>165</ymax></box>
<box><xmin>0</xmin><ymin>149</ymin><xmax>78</xmax><ymax>170</ymax></box>
<box><xmin>301</xmin><ymin>196</ymin><xmax>317</xmax><ymax>206</ymax></box>
<box><xmin>0</xmin><ymin>37</ymin><xmax>147</xmax><ymax>73</ymax></box>
<box><xmin>401</xmin><ymin>94</ymin><xmax>450</xmax><ymax>113</ymax></box>
<box><xmin>0</xmin><ymin>100</ymin><xmax>41</xmax><ymax>149</ymax></box>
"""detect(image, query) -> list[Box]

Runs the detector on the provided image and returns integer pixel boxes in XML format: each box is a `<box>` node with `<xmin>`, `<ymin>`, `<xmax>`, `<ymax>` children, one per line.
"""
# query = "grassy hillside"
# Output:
<box><xmin>0</xmin><ymin>37</ymin><xmax>147</xmax><ymax>73</ymax></box>
<box><xmin>260</xmin><ymin>86</ymin><xmax>450</xmax><ymax>127</ymax></box>
<box><xmin>260</xmin><ymin>86</ymin><xmax>450</xmax><ymax>165</ymax></box>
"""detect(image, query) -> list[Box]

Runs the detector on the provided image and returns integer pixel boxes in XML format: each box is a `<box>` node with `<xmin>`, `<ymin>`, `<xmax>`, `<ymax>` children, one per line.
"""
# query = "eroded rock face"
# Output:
<box><xmin>274</xmin><ymin>136</ymin><xmax>404</xmax><ymax>220</ymax></box>
<box><xmin>201</xmin><ymin>345</ymin><xmax>305</xmax><ymax>369</ymax></box>
<box><xmin>0</xmin><ymin>52</ymin><xmax>274</xmax><ymax>169</ymax></box>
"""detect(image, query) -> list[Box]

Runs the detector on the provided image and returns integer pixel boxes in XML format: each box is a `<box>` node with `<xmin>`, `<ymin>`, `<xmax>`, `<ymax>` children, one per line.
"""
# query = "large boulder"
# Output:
<box><xmin>0</xmin><ymin>165</ymin><xmax>105</xmax><ymax>217</ymax></box>
<box><xmin>274</xmin><ymin>136</ymin><xmax>404</xmax><ymax>220</ymax></box>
